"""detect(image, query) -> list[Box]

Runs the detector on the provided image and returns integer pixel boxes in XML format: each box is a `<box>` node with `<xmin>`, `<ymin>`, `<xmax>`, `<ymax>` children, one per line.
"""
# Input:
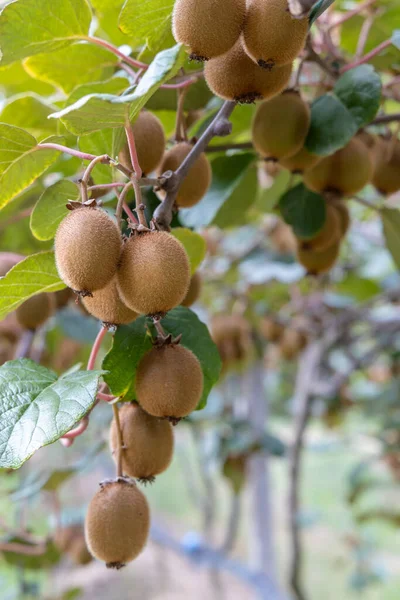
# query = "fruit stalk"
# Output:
<box><xmin>115</xmin><ymin>181</ymin><xmax>133</xmax><ymax>229</ymax></box>
<box><xmin>87</xmin><ymin>326</ymin><xmax>108</xmax><ymax>371</ymax></box>
<box><xmin>112</xmin><ymin>404</ymin><xmax>124</xmax><ymax>478</ymax></box>
<box><xmin>81</xmin><ymin>155</ymin><xmax>112</xmax><ymax>203</ymax></box>
<box><xmin>154</xmin><ymin>100</ymin><xmax>235</xmax><ymax>230</ymax></box>
<box><xmin>84</xmin><ymin>36</ymin><xmax>148</xmax><ymax>70</ymax></box>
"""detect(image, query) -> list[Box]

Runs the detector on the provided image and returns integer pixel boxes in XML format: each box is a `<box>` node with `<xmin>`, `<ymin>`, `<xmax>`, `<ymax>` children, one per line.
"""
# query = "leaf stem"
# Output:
<box><xmin>61</xmin><ymin>416</ymin><xmax>89</xmax><ymax>440</ymax></box>
<box><xmin>116</xmin><ymin>181</ymin><xmax>133</xmax><ymax>229</ymax></box>
<box><xmin>85</xmin><ymin>36</ymin><xmax>148</xmax><ymax>70</ymax></box>
<box><xmin>112</xmin><ymin>403</ymin><xmax>124</xmax><ymax>478</ymax></box>
<box><xmin>37</xmin><ymin>143</ymin><xmax>98</xmax><ymax>161</ymax></box>
<box><xmin>81</xmin><ymin>154</ymin><xmax>113</xmax><ymax>203</ymax></box>
<box><xmin>87</xmin><ymin>326</ymin><xmax>108</xmax><ymax>371</ymax></box>
<box><xmin>124</xmin><ymin>120</ymin><xmax>143</xmax><ymax>178</ymax></box>
<box><xmin>340</xmin><ymin>39</ymin><xmax>392</xmax><ymax>73</ymax></box>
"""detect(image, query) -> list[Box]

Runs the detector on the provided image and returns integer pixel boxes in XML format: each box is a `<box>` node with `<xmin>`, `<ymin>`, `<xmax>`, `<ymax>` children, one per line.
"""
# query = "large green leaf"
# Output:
<box><xmin>255</xmin><ymin>170</ymin><xmax>293</xmax><ymax>212</ymax></box>
<box><xmin>381</xmin><ymin>207</ymin><xmax>400</xmax><ymax>270</ymax></box>
<box><xmin>79</xmin><ymin>128</ymin><xmax>120</xmax><ymax>184</ymax></box>
<box><xmin>0</xmin><ymin>0</ymin><xmax>92</xmax><ymax>65</ymax></box>
<box><xmin>66</xmin><ymin>77</ymin><xmax>129</xmax><ymax>107</ymax></box>
<box><xmin>180</xmin><ymin>153</ymin><xmax>256</xmax><ymax>228</ymax></box>
<box><xmin>334</xmin><ymin>65</ymin><xmax>382</xmax><ymax>128</ymax></box>
<box><xmin>102</xmin><ymin>317</ymin><xmax>153</xmax><ymax>401</ymax></box>
<box><xmin>24</xmin><ymin>44</ymin><xmax>117</xmax><ymax>94</ymax></box>
<box><xmin>213</xmin><ymin>166</ymin><xmax>258</xmax><ymax>228</ymax></box>
<box><xmin>103</xmin><ymin>308</ymin><xmax>221</xmax><ymax>409</ymax></box>
<box><xmin>0</xmin><ymin>251</ymin><xmax>65</xmax><ymax>320</ymax></box>
<box><xmin>279</xmin><ymin>183</ymin><xmax>326</xmax><ymax>239</ymax></box>
<box><xmin>49</xmin><ymin>44</ymin><xmax>186</xmax><ymax>135</ymax></box>
<box><xmin>0</xmin><ymin>95</ymin><xmax>58</xmax><ymax>140</ymax></box>
<box><xmin>0</xmin><ymin>123</ymin><xmax>37</xmax><ymax>175</ymax></box>
<box><xmin>0</xmin><ymin>359</ymin><xmax>103</xmax><ymax>469</ymax></box>
<box><xmin>119</xmin><ymin>0</ymin><xmax>174</xmax><ymax>52</ymax></box>
<box><xmin>305</xmin><ymin>94</ymin><xmax>358</xmax><ymax>156</ymax></box>
<box><xmin>170</xmin><ymin>228</ymin><xmax>206</xmax><ymax>274</ymax></box>
<box><xmin>30</xmin><ymin>180</ymin><xmax>80</xmax><ymax>241</ymax></box>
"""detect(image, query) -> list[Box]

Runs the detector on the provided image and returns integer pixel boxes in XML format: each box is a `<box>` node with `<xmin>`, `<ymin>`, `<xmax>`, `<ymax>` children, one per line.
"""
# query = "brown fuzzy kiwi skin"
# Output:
<box><xmin>279</xmin><ymin>146</ymin><xmax>321</xmax><ymax>173</ymax></box>
<box><xmin>117</xmin><ymin>231</ymin><xmax>191</xmax><ymax>315</ymax></box>
<box><xmin>260</xmin><ymin>317</ymin><xmax>284</xmax><ymax>343</ymax></box>
<box><xmin>297</xmin><ymin>241</ymin><xmax>340</xmax><ymax>275</ymax></box>
<box><xmin>55</xmin><ymin>207</ymin><xmax>122</xmax><ymax>294</ymax></box>
<box><xmin>54</xmin><ymin>288</ymin><xmax>74</xmax><ymax>310</ymax></box>
<box><xmin>204</xmin><ymin>39</ymin><xmax>292</xmax><ymax>104</ymax></box>
<box><xmin>211</xmin><ymin>314</ymin><xmax>253</xmax><ymax>368</ymax></box>
<box><xmin>136</xmin><ymin>344</ymin><xmax>203</xmax><ymax>419</ymax></box>
<box><xmin>243</xmin><ymin>0</ymin><xmax>308</xmax><ymax>69</ymax></box>
<box><xmin>54</xmin><ymin>524</ymin><xmax>92</xmax><ymax>565</ymax></box>
<box><xmin>172</xmin><ymin>0</ymin><xmax>246</xmax><ymax>61</ymax></box>
<box><xmin>279</xmin><ymin>328</ymin><xmax>308</xmax><ymax>360</ymax></box>
<box><xmin>109</xmin><ymin>403</ymin><xmax>174</xmax><ymax>480</ymax></box>
<box><xmin>331</xmin><ymin>199</ymin><xmax>351</xmax><ymax>237</ymax></box>
<box><xmin>85</xmin><ymin>480</ymin><xmax>150</xmax><ymax>569</ymax></box>
<box><xmin>0</xmin><ymin>252</ymin><xmax>24</xmax><ymax>277</ymax></box>
<box><xmin>157</xmin><ymin>142</ymin><xmax>211</xmax><ymax>208</ymax></box>
<box><xmin>181</xmin><ymin>272</ymin><xmax>202</xmax><ymax>307</ymax></box>
<box><xmin>298</xmin><ymin>204</ymin><xmax>342</xmax><ymax>252</ymax></box>
<box><xmin>252</xmin><ymin>92</ymin><xmax>310</xmax><ymax>160</ymax></box>
<box><xmin>82</xmin><ymin>278</ymin><xmax>137</xmax><ymax>325</ymax></box>
<box><xmin>119</xmin><ymin>111</ymin><xmax>165</xmax><ymax>175</ymax></box>
<box><xmin>16</xmin><ymin>294</ymin><xmax>55</xmax><ymax>330</ymax></box>
<box><xmin>372</xmin><ymin>138</ymin><xmax>400</xmax><ymax>195</ymax></box>
<box><xmin>303</xmin><ymin>138</ymin><xmax>372</xmax><ymax>196</ymax></box>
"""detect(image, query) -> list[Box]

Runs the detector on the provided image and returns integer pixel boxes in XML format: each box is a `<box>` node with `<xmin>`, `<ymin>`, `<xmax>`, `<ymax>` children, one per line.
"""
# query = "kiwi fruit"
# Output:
<box><xmin>117</xmin><ymin>231</ymin><xmax>191</xmax><ymax>315</ymax></box>
<box><xmin>181</xmin><ymin>272</ymin><xmax>202</xmax><ymax>307</ymax></box>
<box><xmin>279</xmin><ymin>146</ymin><xmax>321</xmax><ymax>173</ymax></box>
<box><xmin>136</xmin><ymin>344</ymin><xmax>203</xmax><ymax>419</ymax></box>
<box><xmin>260</xmin><ymin>317</ymin><xmax>284</xmax><ymax>342</ymax></box>
<box><xmin>298</xmin><ymin>204</ymin><xmax>342</xmax><ymax>252</ymax></box>
<box><xmin>85</xmin><ymin>480</ymin><xmax>150</xmax><ymax>569</ymax></box>
<box><xmin>297</xmin><ymin>241</ymin><xmax>340</xmax><ymax>275</ymax></box>
<box><xmin>119</xmin><ymin>111</ymin><xmax>165</xmax><ymax>175</ymax></box>
<box><xmin>55</xmin><ymin>207</ymin><xmax>122</xmax><ymax>295</ymax></box>
<box><xmin>243</xmin><ymin>0</ymin><xmax>308</xmax><ymax>69</ymax></box>
<box><xmin>252</xmin><ymin>92</ymin><xmax>310</xmax><ymax>160</ymax></box>
<box><xmin>157</xmin><ymin>142</ymin><xmax>211</xmax><ymax>208</ymax></box>
<box><xmin>372</xmin><ymin>138</ymin><xmax>400</xmax><ymax>195</ymax></box>
<box><xmin>16</xmin><ymin>294</ymin><xmax>55</xmax><ymax>330</ymax></box>
<box><xmin>69</xmin><ymin>536</ymin><xmax>92</xmax><ymax>566</ymax></box>
<box><xmin>269</xmin><ymin>219</ymin><xmax>297</xmax><ymax>255</ymax></box>
<box><xmin>331</xmin><ymin>199</ymin><xmax>351</xmax><ymax>237</ymax></box>
<box><xmin>172</xmin><ymin>0</ymin><xmax>246</xmax><ymax>61</ymax></box>
<box><xmin>82</xmin><ymin>278</ymin><xmax>137</xmax><ymax>325</ymax></box>
<box><xmin>211</xmin><ymin>314</ymin><xmax>253</xmax><ymax>367</ymax></box>
<box><xmin>109</xmin><ymin>403</ymin><xmax>174</xmax><ymax>481</ymax></box>
<box><xmin>54</xmin><ymin>524</ymin><xmax>92</xmax><ymax>565</ymax></box>
<box><xmin>204</xmin><ymin>39</ymin><xmax>292</xmax><ymax>104</ymax></box>
<box><xmin>0</xmin><ymin>252</ymin><xmax>24</xmax><ymax>277</ymax></box>
<box><xmin>303</xmin><ymin>138</ymin><xmax>372</xmax><ymax>196</ymax></box>
<box><xmin>54</xmin><ymin>287</ymin><xmax>74</xmax><ymax>310</ymax></box>
<box><xmin>279</xmin><ymin>327</ymin><xmax>308</xmax><ymax>360</ymax></box>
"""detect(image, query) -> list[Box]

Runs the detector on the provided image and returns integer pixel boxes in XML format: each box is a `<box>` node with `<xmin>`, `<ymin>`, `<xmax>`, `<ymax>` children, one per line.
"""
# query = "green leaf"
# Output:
<box><xmin>309</xmin><ymin>0</ymin><xmax>335</xmax><ymax>25</ymax></box>
<box><xmin>49</xmin><ymin>44</ymin><xmax>186</xmax><ymax>135</ymax></box>
<box><xmin>305</xmin><ymin>94</ymin><xmax>358</xmax><ymax>156</ymax></box>
<box><xmin>334</xmin><ymin>65</ymin><xmax>382</xmax><ymax>128</ymax></box>
<box><xmin>0</xmin><ymin>94</ymin><xmax>58</xmax><ymax>140</ymax></box>
<box><xmin>279</xmin><ymin>183</ymin><xmax>326</xmax><ymax>239</ymax></box>
<box><xmin>256</xmin><ymin>170</ymin><xmax>294</xmax><ymax>212</ymax></box>
<box><xmin>65</xmin><ymin>76</ymin><xmax>129</xmax><ymax>107</ymax></box>
<box><xmin>30</xmin><ymin>180</ymin><xmax>79</xmax><ymax>241</ymax></box>
<box><xmin>170</xmin><ymin>228</ymin><xmax>206</xmax><ymax>274</ymax></box>
<box><xmin>381</xmin><ymin>207</ymin><xmax>400</xmax><ymax>270</ymax></box>
<box><xmin>79</xmin><ymin>128</ymin><xmax>123</xmax><ymax>184</ymax></box>
<box><xmin>335</xmin><ymin>275</ymin><xmax>380</xmax><ymax>302</ymax></box>
<box><xmin>160</xmin><ymin>307</ymin><xmax>222</xmax><ymax>409</ymax></box>
<box><xmin>0</xmin><ymin>359</ymin><xmax>103</xmax><ymax>469</ymax></box>
<box><xmin>24</xmin><ymin>43</ymin><xmax>117</xmax><ymax>94</ymax></box>
<box><xmin>102</xmin><ymin>317</ymin><xmax>153</xmax><ymax>401</ymax></box>
<box><xmin>119</xmin><ymin>0</ymin><xmax>174</xmax><ymax>52</ymax></box>
<box><xmin>0</xmin><ymin>0</ymin><xmax>92</xmax><ymax>65</ymax></box>
<box><xmin>213</xmin><ymin>166</ymin><xmax>258</xmax><ymax>228</ymax></box>
<box><xmin>0</xmin><ymin>251</ymin><xmax>65</xmax><ymax>320</ymax></box>
<box><xmin>0</xmin><ymin>126</ymin><xmax>61</xmax><ymax>209</ymax></box>
<box><xmin>180</xmin><ymin>153</ymin><xmax>255</xmax><ymax>228</ymax></box>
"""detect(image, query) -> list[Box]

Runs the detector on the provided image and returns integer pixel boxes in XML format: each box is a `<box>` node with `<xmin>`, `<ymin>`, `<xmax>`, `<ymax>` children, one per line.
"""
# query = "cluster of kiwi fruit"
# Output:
<box><xmin>173</xmin><ymin>0</ymin><xmax>309</xmax><ymax>103</ymax></box>
<box><xmin>211</xmin><ymin>314</ymin><xmax>253</xmax><ymax>371</ymax></box>
<box><xmin>261</xmin><ymin>316</ymin><xmax>308</xmax><ymax>361</ymax></box>
<box><xmin>118</xmin><ymin>110</ymin><xmax>212</xmax><ymax>209</ymax></box>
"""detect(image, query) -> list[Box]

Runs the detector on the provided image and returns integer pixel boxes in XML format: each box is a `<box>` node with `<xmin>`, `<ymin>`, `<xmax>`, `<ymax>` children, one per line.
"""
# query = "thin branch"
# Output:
<box><xmin>304</xmin><ymin>37</ymin><xmax>339</xmax><ymax>79</ymax></box>
<box><xmin>14</xmin><ymin>330</ymin><xmax>35</xmax><ymax>359</ymax></box>
<box><xmin>0</xmin><ymin>541</ymin><xmax>47</xmax><ymax>556</ymax></box>
<box><xmin>112</xmin><ymin>404</ymin><xmax>124</xmax><ymax>478</ymax></box>
<box><xmin>371</xmin><ymin>112</ymin><xmax>400</xmax><ymax>125</ymax></box>
<box><xmin>81</xmin><ymin>155</ymin><xmax>112</xmax><ymax>203</ymax></box>
<box><xmin>340</xmin><ymin>39</ymin><xmax>392</xmax><ymax>73</ymax></box>
<box><xmin>124</xmin><ymin>119</ymin><xmax>143</xmax><ymax>178</ymax></box>
<box><xmin>327</xmin><ymin>0</ymin><xmax>377</xmax><ymax>32</ymax></box>
<box><xmin>115</xmin><ymin>181</ymin><xmax>133</xmax><ymax>229</ymax></box>
<box><xmin>352</xmin><ymin>195</ymin><xmax>380</xmax><ymax>211</ymax></box>
<box><xmin>37</xmin><ymin>143</ymin><xmax>98</xmax><ymax>161</ymax></box>
<box><xmin>154</xmin><ymin>100</ymin><xmax>235</xmax><ymax>230</ymax></box>
<box><xmin>85</xmin><ymin>36</ymin><xmax>148</xmax><ymax>70</ymax></box>
<box><xmin>132</xmin><ymin>176</ymin><xmax>148</xmax><ymax>228</ymax></box>
<box><xmin>356</xmin><ymin>12</ymin><xmax>376</xmax><ymax>58</ymax></box>
<box><xmin>205</xmin><ymin>142</ymin><xmax>254</xmax><ymax>154</ymax></box>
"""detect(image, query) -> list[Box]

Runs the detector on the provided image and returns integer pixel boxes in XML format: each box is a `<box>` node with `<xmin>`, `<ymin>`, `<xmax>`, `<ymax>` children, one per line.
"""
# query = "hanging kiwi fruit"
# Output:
<box><xmin>82</xmin><ymin>278</ymin><xmax>137</xmax><ymax>325</ymax></box>
<box><xmin>16</xmin><ymin>294</ymin><xmax>55</xmax><ymax>331</ymax></box>
<box><xmin>371</xmin><ymin>137</ymin><xmax>400</xmax><ymax>195</ymax></box>
<box><xmin>181</xmin><ymin>272</ymin><xmax>202</xmax><ymax>307</ymax></box>
<box><xmin>119</xmin><ymin>111</ymin><xmax>165</xmax><ymax>175</ymax></box>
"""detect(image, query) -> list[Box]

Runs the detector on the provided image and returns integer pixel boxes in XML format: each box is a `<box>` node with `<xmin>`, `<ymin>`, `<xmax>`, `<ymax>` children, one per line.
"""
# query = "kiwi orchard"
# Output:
<box><xmin>0</xmin><ymin>0</ymin><xmax>399</xmax><ymax>599</ymax></box>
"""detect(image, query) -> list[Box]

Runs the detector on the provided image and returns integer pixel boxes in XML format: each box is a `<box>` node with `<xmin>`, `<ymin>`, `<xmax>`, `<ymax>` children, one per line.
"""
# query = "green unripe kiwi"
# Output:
<box><xmin>119</xmin><ymin>111</ymin><xmax>165</xmax><ymax>175</ymax></box>
<box><xmin>298</xmin><ymin>204</ymin><xmax>342</xmax><ymax>252</ymax></box>
<box><xmin>297</xmin><ymin>241</ymin><xmax>340</xmax><ymax>275</ymax></box>
<box><xmin>243</xmin><ymin>0</ymin><xmax>308</xmax><ymax>69</ymax></box>
<box><xmin>85</xmin><ymin>480</ymin><xmax>149</xmax><ymax>569</ymax></box>
<box><xmin>279</xmin><ymin>146</ymin><xmax>321</xmax><ymax>173</ymax></box>
<box><xmin>16</xmin><ymin>294</ymin><xmax>55</xmax><ymax>330</ymax></box>
<box><xmin>172</xmin><ymin>0</ymin><xmax>246</xmax><ymax>61</ymax></box>
<box><xmin>136</xmin><ymin>344</ymin><xmax>203</xmax><ymax>419</ymax></box>
<box><xmin>181</xmin><ymin>272</ymin><xmax>202</xmax><ymax>307</ymax></box>
<box><xmin>109</xmin><ymin>403</ymin><xmax>174</xmax><ymax>481</ymax></box>
<box><xmin>204</xmin><ymin>39</ymin><xmax>292</xmax><ymax>104</ymax></box>
<box><xmin>55</xmin><ymin>207</ymin><xmax>122</xmax><ymax>295</ymax></box>
<box><xmin>117</xmin><ymin>231</ymin><xmax>191</xmax><ymax>315</ymax></box>
<box><xmin>372</xmin><ymin>138</ymin><xmax>400</xmax><ymax>195</ymax></box>
<box><xmin>82</xmin><ymin>278</ymin><xmax>137</xmax><ymax>325</ymax></box>
<box><xmin>331</xmin><ymin>199</ymin><xmax>351</xmax><ymax>237</ymax></box>
<box><xmin>157</xmin><ymin>142</ymin><xmax>211</xmax><ymax>208</ymax></box>
<box><xmin>303</xmin><ymin>138</ymin><xmax>372</xmax><ymax>196</ymax></box>
<box><xmin>252</xmin><ymin>92</ymin><xmax>310</xmax><ymax>160</ymax></box>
